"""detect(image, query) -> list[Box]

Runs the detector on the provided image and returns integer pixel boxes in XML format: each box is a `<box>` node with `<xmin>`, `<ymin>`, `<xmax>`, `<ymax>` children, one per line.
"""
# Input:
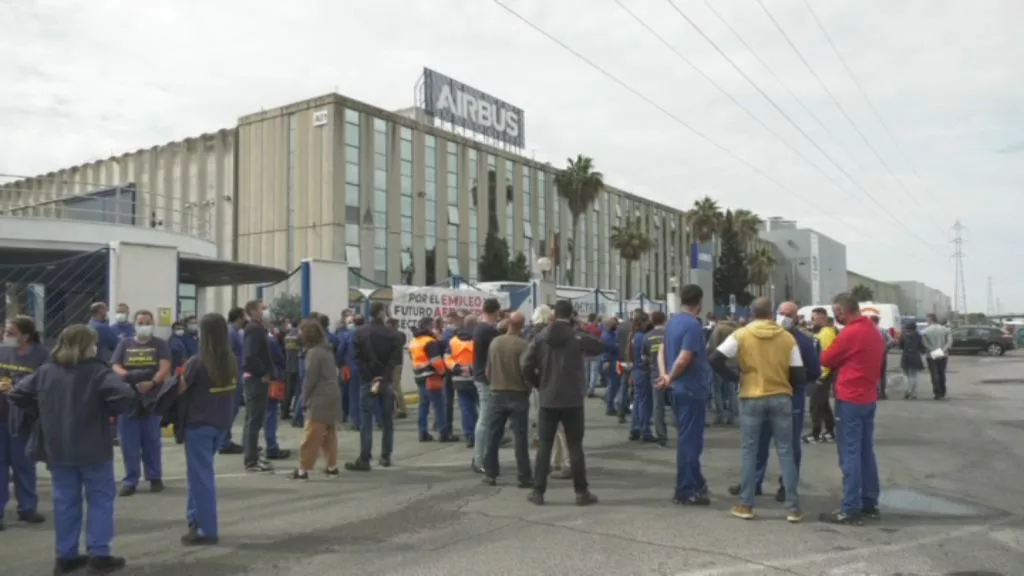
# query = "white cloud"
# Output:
<box><xmin>1</xmin><ymin>0</ymin><xmax>1021</xmax><ymax>311</ymax></box>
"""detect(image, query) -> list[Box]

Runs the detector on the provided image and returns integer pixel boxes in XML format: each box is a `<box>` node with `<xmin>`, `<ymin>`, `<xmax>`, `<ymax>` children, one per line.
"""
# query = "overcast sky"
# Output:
<box><xmin>2</xmin><ymin>0</ymin><xmax>1020</xmax><ymax>312</ymax></box>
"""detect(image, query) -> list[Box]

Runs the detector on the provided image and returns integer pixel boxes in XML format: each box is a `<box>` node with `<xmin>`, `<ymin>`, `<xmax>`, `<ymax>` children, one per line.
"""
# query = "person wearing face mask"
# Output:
<box><xmin>0</xmin><ymin>316</ymin><xmax>49</xmax><ymax>530</ymax></box>
<box><xmin>169</xmin><ymin>319</ymin><xmax>199</xmax><ymax>375</ymax></box>
<box><xmin>709</xmin><ymin>297</ymin><xmax>804</xmax><ymax>522</ymax></box>
<box><xmin>9</xmin><ymin>325</ymin><xmax>138</xmax><ymax>574</ymax></box>
<box><xmin>262</xmin><ymin>322</ymin><xmax>291</xmax><ymax>461</ymax></box>
<box><xmin>111</xmin><ymin>310</ymin><xmax>172</xmax><ymax>497</ymax></box>
<box><xmin>726</xmin><ymin>301</ymin><xmax>821</xmax><ymax>505</ymax></box>
<box><xmin>111</xmin><ymin>303</ymin><xmax>135</xmax><ymax>340</ymax></box>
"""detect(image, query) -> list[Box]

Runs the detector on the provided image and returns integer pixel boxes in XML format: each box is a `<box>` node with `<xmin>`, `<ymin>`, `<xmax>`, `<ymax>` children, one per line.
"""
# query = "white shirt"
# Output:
<box><xmin>716</xmin><ymin>332</ymin><xmax>804</xmax><ymax>367</ymax></box>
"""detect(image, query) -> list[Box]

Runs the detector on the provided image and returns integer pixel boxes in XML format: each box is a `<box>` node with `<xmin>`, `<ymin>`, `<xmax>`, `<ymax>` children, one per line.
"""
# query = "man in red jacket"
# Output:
<box><xmin>819</xmin><ymin>293</ymin><xmax>885</xmax><ymax>526</ymax></box>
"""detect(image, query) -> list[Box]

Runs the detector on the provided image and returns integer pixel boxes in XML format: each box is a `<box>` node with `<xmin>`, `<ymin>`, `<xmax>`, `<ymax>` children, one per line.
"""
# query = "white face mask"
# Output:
<box><xmin>114</xmin><ymin>313</ymin><xmax>128</xmax><ymax>324</ymax></box>
<box><xmin>136</xmin><ymin>325</ymin><xmax>154</xmax><ymax>339</ymax></box>
<box><xmin>174</xmin><ymin>329</ymin><xmax>185</xmax><ymax>337</ymax></box>
<box><xmin>776</xmin><ymin>314</ymin><xmax>795</xmax><ymax>330</ymax></box>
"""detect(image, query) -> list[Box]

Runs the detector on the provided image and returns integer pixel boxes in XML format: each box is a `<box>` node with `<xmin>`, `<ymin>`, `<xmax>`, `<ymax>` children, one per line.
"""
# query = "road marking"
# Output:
<box><xmin>675</xmin><ymin>522</ymin><xmax>999</xmax><ymax>576</ymax></box>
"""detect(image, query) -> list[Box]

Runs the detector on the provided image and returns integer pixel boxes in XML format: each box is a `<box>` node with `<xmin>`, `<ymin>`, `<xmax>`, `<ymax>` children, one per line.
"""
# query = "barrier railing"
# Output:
<box><xmin>0</xmin><ymin>248</ymin><xmax>110</xmax><ymax>344</ymax></box>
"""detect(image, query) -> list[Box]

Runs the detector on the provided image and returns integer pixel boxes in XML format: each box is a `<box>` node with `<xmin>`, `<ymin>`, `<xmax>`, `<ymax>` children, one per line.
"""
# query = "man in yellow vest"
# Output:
<box><xmin>409</xmin><ymin>317</ymin><xmax>457</xmax><ymax>443</ymax></box>
<box><xmin>709</xmin><ymin>297</ymin><xmax>805</xmax><ymax>523</ymax></box>
<box><xmin>445</xmin><ymin>316</ymin><xmax>478</xmax><ymax>448</ymax></box>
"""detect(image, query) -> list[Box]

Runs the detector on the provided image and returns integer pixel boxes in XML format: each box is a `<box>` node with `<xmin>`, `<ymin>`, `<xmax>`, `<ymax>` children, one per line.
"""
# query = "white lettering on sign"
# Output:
<box><xmin>389</xmin><ymin>286</ymin><xmax>510</xmax><ymax>337</ymax></box>
<box><xmin>698</xmin><ymin>252</ymin><xmax>713</xmax><ymax>264</ymax></box>
<box><xmin>313</xmin><ymin>110</ymin><xmax>329</xmax><ymax>127</ymax></box>
<box><xmin>437</xmin><ymin>84</ymin><xmax>520</xmax><ymax>139</ymax></box>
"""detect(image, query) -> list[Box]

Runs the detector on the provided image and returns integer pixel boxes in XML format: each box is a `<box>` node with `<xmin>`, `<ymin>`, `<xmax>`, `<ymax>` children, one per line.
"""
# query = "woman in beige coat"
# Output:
<box><xmin>291</xmin><ymin>320</ymin><xmax>342</xmax><ymax>480</ymax></box>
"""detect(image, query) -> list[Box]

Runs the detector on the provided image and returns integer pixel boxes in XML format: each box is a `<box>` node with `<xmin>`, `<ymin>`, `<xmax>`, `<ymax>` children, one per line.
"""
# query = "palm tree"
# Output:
<box><xmin>554</xmin><ymin>154</ymin><xmax>604</xmax><ymax>285</ymax></box>
<box><xmin>733</xmin><ymin>209</ymin><xmax>763</xmax><ymax>249</ymax></box>
<box><xmin>745</xmin><ymin>245</ymin><xmax>777</xmax><ymax>297</ymax></box>
<box><xmin>610</xmin><ymin>216</ymin><xmax>654</xmax><ymax>298</ymax></box>
<box><xmin>686</xmin><ymin>196</ymin><xmax>723</xmax><ymax>245</ymax></box>
<box><xmin>850</xmin><ymin>284</ymin><xmax>874</xmax><ymax>302</ymax></box>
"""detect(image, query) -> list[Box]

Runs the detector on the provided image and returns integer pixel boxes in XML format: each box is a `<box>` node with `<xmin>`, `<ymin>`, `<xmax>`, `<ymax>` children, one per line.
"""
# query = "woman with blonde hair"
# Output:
<box><xmin>291</xmin><ymin>319</ymin><xmax>341</xmax><ymax>479</ymax></box>
<box><xmin>10</xmin><ymin>324</ymin><xmax>138</xmax><ymax>574</ymax></box>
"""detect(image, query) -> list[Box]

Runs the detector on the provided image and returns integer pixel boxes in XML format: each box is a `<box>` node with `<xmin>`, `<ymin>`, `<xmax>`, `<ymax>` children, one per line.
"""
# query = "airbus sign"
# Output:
<box><xmin>423</xmin><ymin>68</ymin><xmax>526</xmax><ymax>148</ymax></box>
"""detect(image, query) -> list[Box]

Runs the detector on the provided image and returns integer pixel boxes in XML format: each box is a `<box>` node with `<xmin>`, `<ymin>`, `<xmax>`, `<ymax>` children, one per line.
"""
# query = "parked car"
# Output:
<box><xmin>949</xmin><ymin>325</ymin><xmax>1016</xmax><ymax>356</ymax></box>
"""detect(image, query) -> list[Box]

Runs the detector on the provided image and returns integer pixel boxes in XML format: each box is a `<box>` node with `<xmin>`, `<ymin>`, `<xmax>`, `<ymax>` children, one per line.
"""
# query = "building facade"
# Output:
<box><xmin>758</xmin><ymin>225</ymin><xmax>848</xmax><ymax>307</ymax></box>
<box><xmin>892</xmin><ymin>280</ymin><xmax>952</xmax><ymax>320</ymax></box>
<box><xmin>235</xmin><ymin>93</ymin><xmax>688</xmax><ymax>299</ymax></box>
<box><xmin>846</xmin><ymin>270</ymin><xmax>902</xmax><ymax>304</ymax></box>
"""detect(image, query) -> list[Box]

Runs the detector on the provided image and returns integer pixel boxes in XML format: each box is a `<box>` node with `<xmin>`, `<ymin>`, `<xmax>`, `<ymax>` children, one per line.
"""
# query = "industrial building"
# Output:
<box><xmin>758</xmin><ymin>217</ymin><xmax>848</xmax><ymax>307</ymax></box>
<box><xmin>846</xmin><ymin>270</ymin><xmax>903</xmax><ymax>304</ymax></box>
<box><xmin>891</xmin><ymin>280</ymin><xmax>953</xmax><ymax>319</ymax></box>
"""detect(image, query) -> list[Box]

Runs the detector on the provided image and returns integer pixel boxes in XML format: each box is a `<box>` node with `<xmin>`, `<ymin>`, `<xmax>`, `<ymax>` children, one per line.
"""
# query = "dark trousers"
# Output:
<box><xmin>283</xmin><ymin>371</ymin><xmax>299</xmax><ymax>416</ymax></box>
<box><xmin>242</xmin><ymin>376</ymin><xmax>269</xmax><ymax>467</ymax></box>
<box><xmin>359</xmin><ymin>381</ymin><xmax>395</xmax><ymax>462</ymax></box>
<box><xmin>878</xmin><ymin>355</ymin><xmax>888</xmax><ymax>396</ymax></box>
<box><xmin>483</xmin><ymin>391</ymin><xmax>532</xmax><ymax>483</ymax></box>
<box><xmin>926</xmin><ymin>357</ymin><xmax>948</xmax><ymax>398</ymax></box>
<box><xmin>340</xmin><ymin>377</ymin><xmax>351</xmax><ymax>421</ymax></box>
<box><xmin>444</xmin><ymin>374</ymin><xmax>456</xmax><ymax>432</ymax></box>
<box><xmin>809</xmin><ymin>381</ymin><xmax>835</xmax><ymax>437</ymax></box>
<box><xmin>533</xmin><ymin>406</ymin><xmax>588</xmax><ymax>495</ymax></box>
<box><xmin>671</xmin><ymin>391</ymin><xmax>707</xmax><ymax>500</ymax></box>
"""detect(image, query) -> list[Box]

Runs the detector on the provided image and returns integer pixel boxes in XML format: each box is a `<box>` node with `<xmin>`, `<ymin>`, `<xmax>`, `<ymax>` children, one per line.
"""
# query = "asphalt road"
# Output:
<box><xmin>4</xmin><ymin>352</ymin><xmax>1024</xmax><ymax>576</ymax></box>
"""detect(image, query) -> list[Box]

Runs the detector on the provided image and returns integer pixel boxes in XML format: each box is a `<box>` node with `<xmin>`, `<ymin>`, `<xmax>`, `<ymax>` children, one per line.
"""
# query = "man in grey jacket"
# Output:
<box><xmin>521</xmin><ymin>300</ymin><xmax>604</xmax><ymax>507</ymax></box>
<box><xmin>921</xmin><ymin>314</ymin><xmax>952</xmax><ymax>400</ymax></box>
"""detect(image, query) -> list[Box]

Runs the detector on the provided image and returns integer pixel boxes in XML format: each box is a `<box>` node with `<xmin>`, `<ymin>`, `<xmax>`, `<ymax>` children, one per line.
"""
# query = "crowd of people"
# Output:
<box><xmin>0</xmin><ymin>285</ymin><xmax>953</xmax><ymax>574</ymax></box>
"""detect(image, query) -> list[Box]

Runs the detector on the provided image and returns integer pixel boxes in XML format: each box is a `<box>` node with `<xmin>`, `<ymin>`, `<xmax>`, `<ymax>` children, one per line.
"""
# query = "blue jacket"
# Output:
<box><xmin>336</xmin><ymin>329</ymin><xmax>358</xmax><ymax>380</ymax></box>
<box><xmin>268</xmin><ymin>333</ymin><xmax>286</xmax><ymax>380</ymax></box>
<box><xmin>793</xmin><ymin>328</ymin><xmax>822</xmax><ymax>385</ymax></box>
<box><xmin>89</xmin><ymin>319</ymin><xmax>120</xmax><ymax>363</ymax></box>
<box><xmin>230</xmin><ymin>328</ymin><xmax>244</xmax><ymax>374</ymax></box>
<box><xmin>600</xmin><ymin>329</ymin><xmax>620</xmax><ymax>364</ymax></box>
<box><xmin>169</xmin><ymin>334</ymin><xmax>199</xmax><ymax>370</ymax></box>
<box><xmin>112</xmin><ymin>322</ymin><xmax>135</xmax><ymax>340</ymax></box>
<box><xmin>440</xmin><ymin>326</ymin><xmax>456</xmax><ymax>353</ymax></box>
<box><xmin>631</xmin><ymin>330</ymin><xmax>648</xmax><ymax>376</ymax></box>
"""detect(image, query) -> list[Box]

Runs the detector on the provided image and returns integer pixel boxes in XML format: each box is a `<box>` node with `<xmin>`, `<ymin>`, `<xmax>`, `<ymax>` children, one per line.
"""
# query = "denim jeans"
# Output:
<box><xmin>586</xmin><ymin>358</ymin><xmax>601</xmax><ymax>394</ymax></box>
<box><xmin>652</xmin><ymin>386</ymin><xmax>670</xmax><ymax>442</ymax></box>
<box><xmin>671</xmin><ymin>389</ymin><xmax>707</xmax><ymax>500</ymax></box>
<box><xmin>604</xmin><ymin>363</ymin><xmax>622</xmax><ymax>414</ymax></box>
<box><xmin>834</xmin><ymin>400</ymin><xmax>881</xmax><ymax>514</ymax></box>
<box><xmin>185</xmin><ymin>426</ymin><xmax>222</xmax><ymax>539</ymax></box>
<box><xmin>903</xmin><ymin>369</ymin><xmax>920</xmax><ymax>398</ymax></box>
<box><xmin>483</xmin><ymin>391</ymin><xmax>532</xmax><ymax>483</ymax></box>
<box><xmin>739</xmin><ymin>395</ymin><xmax>799</xmax><ymax>511</ymax></box>
<box><xmin>473</xmin><ymin>381</ymin><xmax>494</xmax><ymax>467</ymax></box>
<box><xmin>630</xmin><ymin>373</ymin><xmax>654</xmax><ymax>438</ymax></box>
<box><xmin>0</xmin><ymin>422</ymin><xmax>39</xmax><ymax>517</ymax></box>
<box><xmin>416</xmin><ymin>381</ymin><xmax>447</xmax><ymax>437</ymax></box>
<box><xmin>755</xmin><ymin>387</ymin><xmax>805</xmax><ymax>489</ymax></box>
<box><xmin>359</xmin><ymin>380</ymin><xmax>394</xmax><ymax>461</ymax></box>
<box><xmin>455</xmin><ymin>383</ymin><xmax>479</xmax><ymax>440</ymax></box>
<box><xmin>51</xmin><ymin>461</ymin><xmax>116</xmax><ymax>560</ymax></box>
<box><xmin>712</xmin><ymin>375</ymin><xmax>738</xmax><ymax>424</ymax></box>
<box><xmin>926</xmin><ymin>357</ymin><xmax>948</xmax><ymax>398</ymax></box>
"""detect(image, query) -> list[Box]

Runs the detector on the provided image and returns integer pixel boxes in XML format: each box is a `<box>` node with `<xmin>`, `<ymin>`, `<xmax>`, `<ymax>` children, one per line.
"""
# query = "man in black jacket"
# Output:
<box><xmin>345</xmin><ymin>301</ymin><xmax>404</xmax><ymax>471</ymax></box>
<box><xmin>241</xmin><ymin>300</ymin><xmax>275</xmax><ymax>472</ymax></box>
<box><xmin>521</xmin><ymin>300</ymin><xmax>604</xmax><ymax>506</ymax></box>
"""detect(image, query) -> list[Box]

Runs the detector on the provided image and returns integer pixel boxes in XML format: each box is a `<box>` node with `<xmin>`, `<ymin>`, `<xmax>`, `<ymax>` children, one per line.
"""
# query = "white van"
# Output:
<box><xmin>797</xmin><ymin>302</ymin><xmax>902</xmax><ymax>338</ymax></box>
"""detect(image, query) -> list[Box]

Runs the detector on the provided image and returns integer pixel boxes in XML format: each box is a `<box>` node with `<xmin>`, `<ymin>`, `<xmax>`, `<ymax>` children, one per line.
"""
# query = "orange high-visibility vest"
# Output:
<box><xmin>444</xmin><ymin>336</ymin><xmax>475</xmax><ymax>379</ymax></box>
<box><xmin>409</xmin><ymin>335</ymin><xmax>446</xmax><ymax>391</ymax></box>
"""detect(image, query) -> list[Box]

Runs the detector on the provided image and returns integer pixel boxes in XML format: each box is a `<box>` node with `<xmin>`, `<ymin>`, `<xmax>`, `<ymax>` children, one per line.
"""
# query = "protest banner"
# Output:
<box><xmin>389</xmin><ymin>286</ymin><xmax>510</xmax><ymax>335</ymax></box>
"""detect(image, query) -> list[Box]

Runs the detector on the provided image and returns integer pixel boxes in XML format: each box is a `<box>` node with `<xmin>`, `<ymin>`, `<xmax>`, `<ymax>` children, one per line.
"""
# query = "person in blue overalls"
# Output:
<box><xmin>339</xmin><ymin>315</ymin><xmax>381</xmax><ymax>431</ymax></box>
<box><xmin>656</xmin><ymin>285</ymin><xmax>712</xmax><ymax>506</ymax></box>
<box><xmin>263</xmin><ymin>324</ymin><xmax>290</xmax><ymax>460</ymax></box>
<box><xmin>111</xmin><ymin>310</ymin><xmax>172</xmax><ymax>497</ymax></box>
<box><xmin>10</xmin><ymin>324</ymin><xmax>138</xmax><ymax>574</ymax></box>
<box><xmin>600</xmin><ymin>318</ymin><xmax>622</xmax><ymax>417</ymax></box>
<box><xmin>111</xmin><ymin>303</ymin><xmax>135</xmax><ymax>341</ymax></box>
<box><xmin>0</xmin><ymin>316</ymin><xmax>49</xmax><ymax>530</ymax></box>
<box><xmin>88</xmin><ymin>302</ymin><xmax>119</xmax><ymax>363</ymax></box>
<box><xmin>219</xmin><ymin>308</ymin><xmax>247</xmax><ymax>454</ymax></box>
<box><xmin>179</xmin><ymin>312</ymin><xmax>238</xmax><ymax>546</ymax></box>
<box><xmin>335</xmin><ymin>312</ymin><xmax>353</xmax><ymax>424</ymax></box>
<box><xmin>440</xmin><ymin>312</ymin><xmax>459</xmax><ymax>434</ymax></box>
<box><xmin>169</xmin><ymin>320</ymin><xmax>199</xmax><ymax>372</ymax></box>
<box><xmin>629</xmin><ymin>313</ymin><xmax>656</xmax><ymax>443</ymax></box>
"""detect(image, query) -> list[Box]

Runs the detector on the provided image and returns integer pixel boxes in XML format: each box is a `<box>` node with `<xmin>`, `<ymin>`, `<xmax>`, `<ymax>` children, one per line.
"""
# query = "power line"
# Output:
<box><xmin>801</xmin><ymin>0</ymin><xmax>934</xmax><ymax>210</ymax></box>
<box><xmin>663</xmin><ymin>0</ymin><xmax>943</xmax><ymax>258</ymax></box>
<box><xmin>489</xmin><ymin>0</ymin><xmax>897</xmax><ymax>251</ymax></box>
<box><xmin>986</xmin><ymin>275</ymin><xmax>994</xmax><ymax>316</ymax></box>
<box><xmin>755</xmin><ymin>0</ymin><xmax>936</xmax><ymax>222</ymax></box>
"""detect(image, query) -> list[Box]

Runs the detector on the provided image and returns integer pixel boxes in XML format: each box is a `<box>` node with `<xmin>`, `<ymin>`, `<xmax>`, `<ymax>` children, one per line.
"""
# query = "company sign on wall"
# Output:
<box><xmin>422</xmin><ymin>67</ymin><xmax>526</xmax><ymax>148</ymax></box>
<box><xmin>690</xmin><ymin>242</ymin><xmax>714</xmax><ymax>270</ymax></box>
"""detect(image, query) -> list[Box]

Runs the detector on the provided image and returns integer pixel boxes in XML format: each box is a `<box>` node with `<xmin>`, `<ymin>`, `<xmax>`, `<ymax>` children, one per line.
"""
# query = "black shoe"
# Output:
<box><xmin>673</xmin><ymin>494</ymin><xmax>711</xmax><ymax>506</ymax></box>
<box><xmin>575</xmin><ymin>491</ymin><xmax>599</xmax><ymax>506</ymax></box>
<box><xmin>219</xmin><ymin>442</ymin><xmax>243</xmax><ymax>455</ymax></box>
<box><xmin>245</xmin><ymin>460</ymin><xmax>274</xmax><ymax>473</ymax></box>
<box><xmin>378</xmin><ymin>456</ymin><xmax>391</xmax><ymax>468</ymax></box>
<box><xmin>281</xmin><ymin>412</ymin><xmax>291</xmax><ymax>420</ymax></box>
<box><xmin>879</xmin><ymin>392</ymin><xmax>888</xmax><ymax>400</ymax></box>
<box><xmin>344</xmin><ymin>459</ymin><xmax>371</xmax><ymax>472</ymax></box>
<box><xmin>656</xmin><ymin>438</ymin><xmax>668</xmax><ymax>447</ymax></box>
<box><xmin>86</xmin><ymin>555</ymin><xmax>126</xmax><ymax>574</ymax></box>
<box><xmin>439</xmin><ymin>434</ymin><xmax>460</xmax><ymax>443</ymax></box>
<box><xmin>483</xmin><ymin>477</ymin><xmax>497</xmax><ymax>486</ymax></box>
<box><xmin>641</xmin><ymin>436</ymin><xmax>658</xmax><ymax>443</ymax></box>
<box><xmin>290</xmin><ymin>470</ymin><xmax>309</xmax><ymax>480</ymax></box>
<box><xmin>395</xmin><ymin>411</ymin><xmax>407</xmax><ymax>419</ymax></box>
<box><xmin>775</xmin><ymin>486</ymin><xmax>786</xmax><ymax>503</ymax></box>
<box><xmin>466</xmin><ymin>439</ymin><xmax>475</xmax><ymax>449</ymax></box>
<box><xmin>325</xmin><ymin>466</ymin><xmax>341</xmax><ymax>476</ymax></box>
<box><xmin>265</xmin><ymin>449</ymin><xmax>291</xmax><ymax>460</ymax></box>
<box><xmin>527</xmin><ymin>491</ymin><xmax>545</xmax><ymax>506</ymax></box>
<box><xmin>518</xmin><ymin>479</ymin><xmax>535</xmax><ymax>489</ymax></box>
<box><xmin>628</xmin><ymin>431</ymin><xmax>641</xmax><ymax>441</ymax></box>
<box><xmin>471</xmin><ymin>461</ymin><xmax>485</xmax><ymax>474</ymax></box>
<box><xmin>53</xmin><ymin>555</ymin><xmax>89</xmax><ymax>575</ymax></box>
<box><xmin>727</xmin><ymin>484</ymin><xmax>761</xmax><ymax>496</ymax></box>
<box><xmin>861</xmin><ymin>506</ymin><xmax>881</xmax><ymax>520</ymax></box>
<box><xmin>18</xmin><ymin>511</ymin><xmax>45</xmax><ymax>524</ymax></box>
<box><xmin>605</xmin><ymin>410</ymin><xmax>616</xmax><ymax>417</ymax></box>
<box><xmin>419</xmin><ymin>433</ymin><xmax>435</xmax><ymax>442</ymax></box>
<box><xmin>118</xmin><ymin>485</ymin><xmax>136</xmax><ymax>497</ymax></box>
<box><xmin>617</xmin><ymin>415</ymin><xmax>627</xmax><ymax>424</ymax></box>
<box><xmin>819</xmin><ymin>510</ymin><xmax>863</xmax><ymax>526</ymax></box>
<box><xmin>149</xmin><ymin>480</ymin><xmax>165</xmax><ymax>493</ymax></box>
<box><xmin>180</xmin><ymin>532</ymin><xmax>219</xmax><ymax>546</ymax></box>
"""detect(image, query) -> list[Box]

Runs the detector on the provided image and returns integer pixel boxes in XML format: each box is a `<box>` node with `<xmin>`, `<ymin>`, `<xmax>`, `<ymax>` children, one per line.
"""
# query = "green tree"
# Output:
<box><xmin>686</xmin><ymin>196</ymin><xmax>723</xmax><ymax>245</ymax></box>
<box><xmin>850</xmin><ymin>284</ymin><xmax>874</xmax><ymax>302</ymax></box>
<box><xmin>554</xmin><ymin>154</ymin><xmax>604</xmax><ymax>286</ymax></box>
<box><xmin>609</xmin><ymin>215</ymin><xmax>654</xmax><ymax>298</ymax></box>
<box><xmin>733</xmin><ymin>209</ymin><xmax>763</xmax><ymax>249</ymax></box>
<box><xmin>270</xmin><ymin>292</ymin><xmax>302</xmax><ymax>321</ymax></box>
<box><xmin>507</xmin><ymin>252</ymin><xmax>531</xmax><ymax>282</ymax></box>
<box><xmin>478</xmin><ymin>229</ymin><xmax>511</xmax><ymax>281</ymax></box>
<box><xmin>745</xmin><ymin>245</ymin><xmax>777</xmax><ymax>295</ymax></box>
<box><xmin>713</xmin><ymin>210</ymin><xmax>752</xmax><ymax>307</ymax></box>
